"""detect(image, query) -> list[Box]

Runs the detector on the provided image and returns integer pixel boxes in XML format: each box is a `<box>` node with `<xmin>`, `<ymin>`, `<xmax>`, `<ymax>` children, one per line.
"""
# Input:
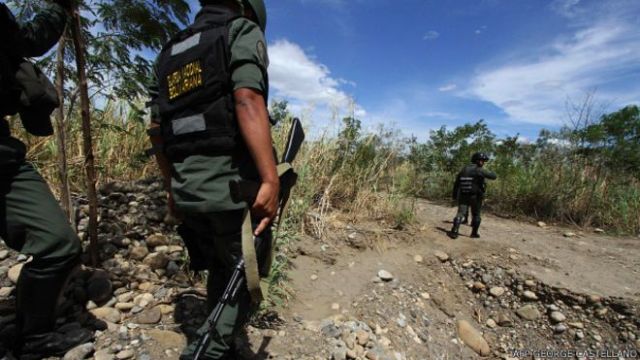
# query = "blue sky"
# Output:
<box><xmin>195</xmin><ymin>0</ymin><xmax>640</xmax><ymax>140</ymax></box>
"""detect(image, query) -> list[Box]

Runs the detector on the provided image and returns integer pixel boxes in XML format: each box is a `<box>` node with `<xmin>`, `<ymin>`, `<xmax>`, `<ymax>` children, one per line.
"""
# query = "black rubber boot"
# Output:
<box><xmin>14</xmin><ymin>262</ymin><xmax>93</xmax><ymax>358</ymax></box>
<box><xmin>449</xmin><ymin>217</ymin><xmax>462</xmax><ymax>239</ymax></box>
<box><xmin>470</xmin><ymin>220</ymin><xmax>481</xmax><ymax>238</ymax></box>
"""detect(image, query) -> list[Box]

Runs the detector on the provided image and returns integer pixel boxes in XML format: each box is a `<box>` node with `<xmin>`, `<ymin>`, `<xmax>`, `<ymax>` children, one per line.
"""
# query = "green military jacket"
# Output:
<box><xmin>148</xmin><ymin>6</ymin><xmax>269</xmax><ymax>213</ymax></box>
<box><xmin>1</xmin><ymin>3</ymin><xmax>68</xmax><ymax>167</ymax></box>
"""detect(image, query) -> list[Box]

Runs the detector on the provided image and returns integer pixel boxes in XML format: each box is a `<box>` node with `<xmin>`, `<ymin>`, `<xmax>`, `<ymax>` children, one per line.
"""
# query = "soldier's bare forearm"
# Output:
<box><xmin>234</xmin><ymin>88</ymin><xmax>278</xmax><ymax>185</ymax></box>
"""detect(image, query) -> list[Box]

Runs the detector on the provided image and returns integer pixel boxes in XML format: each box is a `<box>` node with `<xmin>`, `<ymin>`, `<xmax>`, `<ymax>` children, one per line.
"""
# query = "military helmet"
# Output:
<box><xmin>471</xmin><ymin>152</ymin><xmax>490</xmax><ymax>163</ymax></box>
<box><xmin>243</xmin><ymin>0</ymin><xmax>267</xmax><ymax>32</ymax></box>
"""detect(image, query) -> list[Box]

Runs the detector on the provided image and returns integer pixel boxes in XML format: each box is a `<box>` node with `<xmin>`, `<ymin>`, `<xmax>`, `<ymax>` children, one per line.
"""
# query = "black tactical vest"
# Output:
<box><xmin>458</xmin><ymin>164</ymin><xmax>486</xmax><ymax>195</ymax></box>
<box><xmin>156</xmin><ymin>6</ymin><xmax>240</xmax><ymax>161</ymax></box>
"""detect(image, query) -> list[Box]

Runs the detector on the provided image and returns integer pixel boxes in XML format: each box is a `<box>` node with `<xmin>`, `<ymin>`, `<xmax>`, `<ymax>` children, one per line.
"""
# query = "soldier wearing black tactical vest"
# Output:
<box><xmin>147</xmin><ymin>0</ymin><xmax>277</xmax><ymax>359</ymax></box>
<box><xmin>0</xmin><ymin>1</ymin><xmax>94</xmax><ymax>358</ymax></box>
<box><xmin>449</xmin><ymin>152</ymin><xmax>497</xmax><ymax>239</ymax></box>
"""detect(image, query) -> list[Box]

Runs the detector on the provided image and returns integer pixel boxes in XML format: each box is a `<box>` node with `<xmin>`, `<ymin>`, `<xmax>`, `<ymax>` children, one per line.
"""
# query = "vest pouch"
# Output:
<box><xmin>15</xmin><ymin>60</ymin><xmax>57</xmax><ymax>136</ymax></box>
<box><xmin>162</xmin><ymin>95</ymin><xmax>238</xmax><ymax>161</ymax></box>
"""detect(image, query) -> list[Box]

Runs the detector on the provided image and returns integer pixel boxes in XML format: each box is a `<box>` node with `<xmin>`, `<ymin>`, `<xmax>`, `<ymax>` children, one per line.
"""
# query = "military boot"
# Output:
<box><xmin>470</xmin><ymin>220</ymin><xmax>481</xmax><ymax>238</ymax></box>
<box><xmin>449</xmin><ymin>217</ymin><xmax>462</xmax><ymax>239</ymax></box>
<box><xmin>14</xmin><ymin>264</ymin><xmax>93</xmax><ymax>358</ymax></box>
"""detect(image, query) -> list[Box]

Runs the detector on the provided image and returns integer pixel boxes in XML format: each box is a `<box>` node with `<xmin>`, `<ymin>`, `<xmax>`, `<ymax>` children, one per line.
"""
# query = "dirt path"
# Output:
<box><xmin>241</xmin><ymin>199</ymin><xmax>640</xmax><ymax>359</ymax></box>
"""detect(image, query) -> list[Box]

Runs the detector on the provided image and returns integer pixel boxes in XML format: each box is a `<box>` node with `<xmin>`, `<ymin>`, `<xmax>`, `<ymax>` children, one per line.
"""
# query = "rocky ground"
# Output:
<box><xmin>0</xmin><ymin>179</ymin><xmax>639</xmax><ymax>359</ymax></box>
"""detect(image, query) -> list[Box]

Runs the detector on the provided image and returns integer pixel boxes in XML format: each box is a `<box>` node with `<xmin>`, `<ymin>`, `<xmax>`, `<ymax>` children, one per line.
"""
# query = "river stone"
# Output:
<box><xmin>413</xmin><ymin>255</ymin><xmax>423</xmax><ymax>263</ymax></box>
<box><xmin>553</xmin><ymin>324</ymin><xmax>567</xmax><ymax>333</ymax></box>
<box><xmin>457</xmin><ymin>320</ymin><xmax>490</xmax><ymax>356</ymax></box>
<box><xmin>94</xmin><ymin>349</ymin><xmax>114</xmax><ymax>360</ymax></box>
<box><xmin>115</xmin><ymin>302</ymin><xmax>135</xmax><ymax>311</ymax></box>
<box><xmin>132</xmin><ymin>306</ymin><xmax>162</xmax><ymax>324</ymax></box>
<box><xmin>8</xmin><ymin>263</ymin><xmax>23</xmax><ymax>284</ymax></box>
<box><xmin>516</xmin><ymin>305</ymin><xmax>541</xmax><ymax>320</ymax></box>
<box><xmin>494</xmin><ymin>312</ymin><xmax>513</xmax><ymax>328</ymax></box>
<box><xmin>377</xmin><ymin>270</ymin><xmax>393</xmax><ymax>282</ymax></box>
<box><xmin>434</xmin><ymin>251</ymin><xmax>449</xmax><ymax>262</ymax></box>
<box><xmin>146</xmin><ymin>329</ymin><xmax>185</xmax><ymax>349</ymax></box>
<box><xmin>522</xmin><ymin>290</ymin><xmax>538</xmax><ymax>300</ymax></box>
<box><xmin>472</xmin><ymin>282</ymin><xmax>486</xmax><ymax>291</ymax></box>
<box><xmin>143</xmin><ymin>252</ymin><xmax>169</xmax><ymax>270</ymax></box>
<box><xmin>549</xmin><ymin>311</ymin><xmax>566</xmax><ymax>323</ymax></box>
<box><xmin>0</xmin><ymin>287</ymin><xmax>13</xmax><ymax>298</ymax></box>
<box><xmin>63</xmin><ymin>342</ymin><xmax>94</xmax><ymax>360</ymax></box>
<box><xmin>489</xmin><ymin>287</ymin><xmax>505</xmax><ymax>297</ymax></box>
<box><xmin>129</xmin><ymin>246</ymin><xmax>149</xmax><ymax>261</ymax></box>
<box><xmin>145</xmin><ymin>234</ymin><xmax>168</xmax><ymax>247</ymax></box>
<box><xmin>0</xmin><ymin>250</ymin><xmax>8</xmax><ymax>260</ymax></box>
<box><xmin>90</xmin><ymin>307</ymin><xmax>122</xmax><ymax>323</ymax></box>
<box><xmin>115</xmin><ymin>349</ymin><xmax>134</xmax><ymax>360</ymax></box>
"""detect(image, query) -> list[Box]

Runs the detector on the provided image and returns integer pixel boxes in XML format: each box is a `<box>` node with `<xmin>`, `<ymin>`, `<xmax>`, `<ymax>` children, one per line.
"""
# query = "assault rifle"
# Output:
<box><xmin>193</xmin><ymin>118</ymin><xmax>305</xmax><ymax>359</ymax></box>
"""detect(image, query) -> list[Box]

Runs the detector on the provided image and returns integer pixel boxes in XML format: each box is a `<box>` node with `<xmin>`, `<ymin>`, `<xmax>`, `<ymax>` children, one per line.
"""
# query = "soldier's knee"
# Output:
<box><xmin>35</xmin><ymin>225</ymin><xmax>82</xmax><ymax>270</ymax></box>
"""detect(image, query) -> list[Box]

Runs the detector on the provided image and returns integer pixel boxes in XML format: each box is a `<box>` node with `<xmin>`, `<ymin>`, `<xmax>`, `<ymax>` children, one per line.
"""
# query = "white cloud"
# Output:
<box><xmin>438</xmin><ymin>84</ymin><xmax>457</xmax><ymax>92</ymax></box>
<box><xmin>550</xmin><ymin>0</ymin><xmax>581</xmax><ymax>18</ymax></box>
<box><xmin>423</xmin><ymin>30</ymin><xmax>440</xmax><ymax>40</ymax></box>
<box><xmin>475</xmin><ymin>25</ymin><xmax>487</xmax><ymax>35</ymax></box>
<box><xmin>467</xmin><ymin>19</ymin><xmax>640</xmax><ymax>125</ymax></box>
<box><xmin>268</xmin><ymin>39</ymin><xmax>365</xmax><ymax>126</ymax></box>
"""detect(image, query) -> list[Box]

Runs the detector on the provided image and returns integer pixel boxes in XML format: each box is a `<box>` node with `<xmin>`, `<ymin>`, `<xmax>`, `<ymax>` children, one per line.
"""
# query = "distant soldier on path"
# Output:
<box><xmin>449</xmin><ymin>152</ymin><xmax>497</xmax><ymax>239</ymax></box>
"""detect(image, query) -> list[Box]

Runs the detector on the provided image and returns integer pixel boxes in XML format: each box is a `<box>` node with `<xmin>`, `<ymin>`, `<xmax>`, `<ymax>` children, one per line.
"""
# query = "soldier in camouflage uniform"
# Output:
<box><xmin>0</xmin><ymin>1</ymin><xmax>93</xmax><ymax>358</ymax></box>
<box><xmin>147</xmin><ymin>0</ymin><xmax>277</xmax><ymax>358</ymax></box>
<box><xmin>449</xmin><ymin>152</ymin><xmax>497</xmax><ymax>239</ymax></box>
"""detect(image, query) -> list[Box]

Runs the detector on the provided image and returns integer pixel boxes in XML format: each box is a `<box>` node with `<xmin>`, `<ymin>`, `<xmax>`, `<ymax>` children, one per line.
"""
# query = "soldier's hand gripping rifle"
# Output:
<box><xmin>193</xmin><ymin>118</ymin><xmax>305</xmax><ymax>360</ymax></box>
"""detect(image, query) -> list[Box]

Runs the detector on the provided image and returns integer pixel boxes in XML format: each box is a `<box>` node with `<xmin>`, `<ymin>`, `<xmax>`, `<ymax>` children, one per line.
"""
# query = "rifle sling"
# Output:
<box><xmin>242</xmin><ymin>162</ymin><xmax>295</xmax><ymax>304</ymax></box>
